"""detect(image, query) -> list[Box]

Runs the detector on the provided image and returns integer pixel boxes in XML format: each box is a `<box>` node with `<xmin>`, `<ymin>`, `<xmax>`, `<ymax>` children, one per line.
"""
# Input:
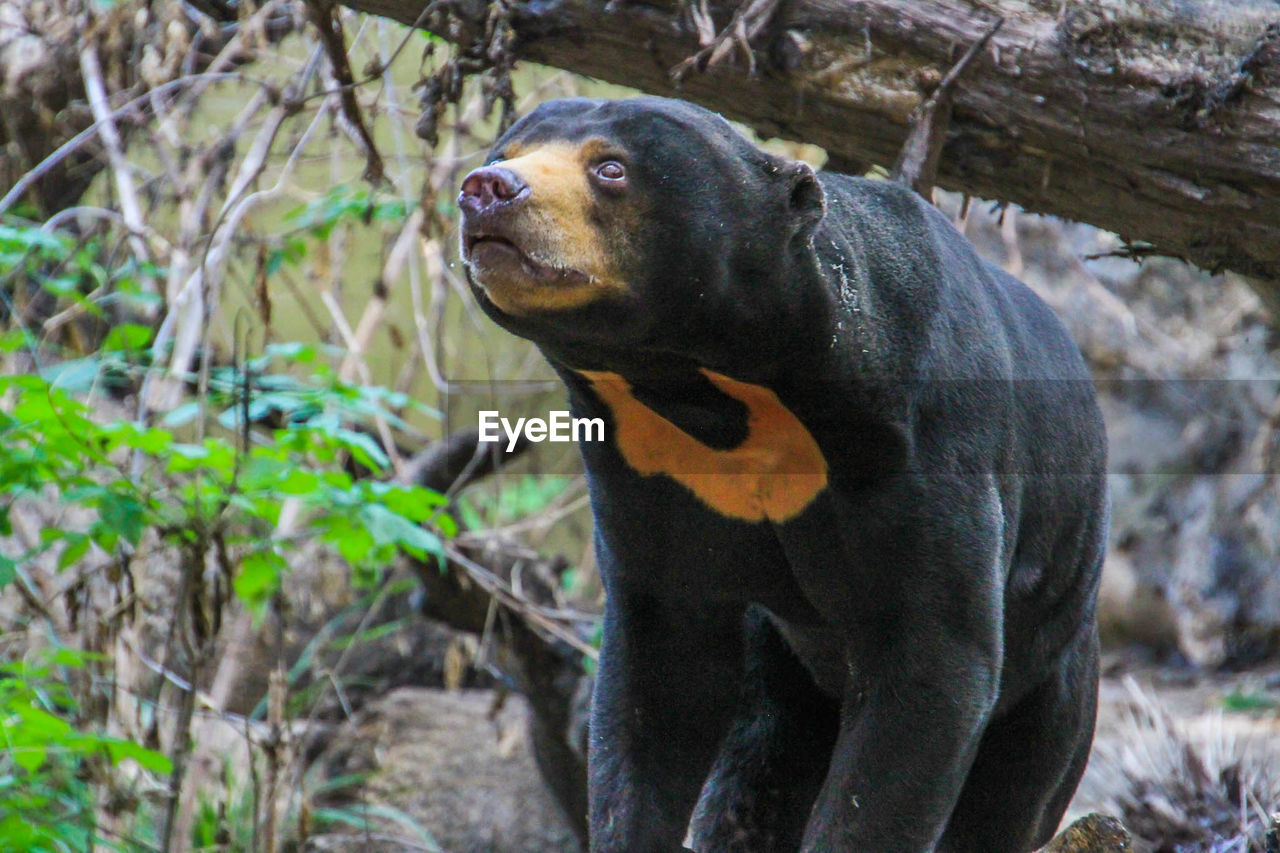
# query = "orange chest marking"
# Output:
<box><xmin>578</xmin><ymin>369</ymin><xmax>828</xmax><ymax>522</ymax></box>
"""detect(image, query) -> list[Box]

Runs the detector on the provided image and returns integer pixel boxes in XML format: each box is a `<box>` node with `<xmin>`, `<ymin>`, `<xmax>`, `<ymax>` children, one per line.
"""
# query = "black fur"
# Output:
<box><xmin>461</xmin><ymin>97</ymin><xmax>1109</xmax><ymax>853</ymax></box>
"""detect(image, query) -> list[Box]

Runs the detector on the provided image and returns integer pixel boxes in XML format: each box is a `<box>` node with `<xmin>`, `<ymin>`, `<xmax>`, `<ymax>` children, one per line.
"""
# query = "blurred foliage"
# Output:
<box><xmin>457</xmin><ymin>473</ymin><xmax>570</xmax><ymax>530</ymax></box>
<box><xmin>1221</xmin><ymin>686</ymin><xmax>1280</xmax><ymax>714</ymax></box>
<box><xmin>0</xmin><ymin>649</ymin><xmax>170</xmax><ymax>851</ymax></box>
<box><xmin>0</xmin><ymin>338</ymin><xmax>455</xmax><ymax>607</ymax></box>
<box><xmin>0</xmin><ymin>205</ymin><xmax>461</xmax><ymax>847</ymax></box>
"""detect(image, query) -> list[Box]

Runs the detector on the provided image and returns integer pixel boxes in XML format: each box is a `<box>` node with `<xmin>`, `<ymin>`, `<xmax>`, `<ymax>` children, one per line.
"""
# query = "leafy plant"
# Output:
<box><xmin>0</xmin><ymin>649</ymin><xmax>170</xmax><ymax>852</ymax></box>
<box><xmin>1</xmin><ymin>345</ymin><xmax>453</xmax><ymax>604</ymax></box>
<box><xmin>0</xmin><ymin>345</ymin><xmax>458</xmax><ymax>849</ymax></box>
<box><xmin>267</xmin><ymin>185</ymin><xmax>419</xmax><ymax>274</ymax></box>
<box><xmin>0</xmin><ymin>219</ymin><xmax>163</xmax><ymax>327</ymax></box>
<box><xmin>0</xmin><ymin>7</ymin><xmax>594</xmax><ymax>848</ymax></box>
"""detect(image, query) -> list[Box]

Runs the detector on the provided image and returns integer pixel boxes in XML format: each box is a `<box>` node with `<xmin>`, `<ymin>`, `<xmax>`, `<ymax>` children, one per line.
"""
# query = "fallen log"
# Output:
<box><xmin>343</xmin><ymin>0</ymin><xmax>1280</xmax><ymax>310</ymax></box>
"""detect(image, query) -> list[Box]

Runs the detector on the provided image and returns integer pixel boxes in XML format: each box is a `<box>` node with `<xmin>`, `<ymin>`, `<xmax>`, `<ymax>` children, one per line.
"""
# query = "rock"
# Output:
<box><xmin>944</xmin><ymin>194</ymin><xmax>1280</xmax><ymax>667</ymax></box>
<box><xmin>306</xmin><ymin>687</ymin><xmax>581</xmax><ymax>853</ymax></box>
<box><xmin>1040</xmin><ymin>813</ymin><xmax>1132</xmax><ymax>852</ymax></box>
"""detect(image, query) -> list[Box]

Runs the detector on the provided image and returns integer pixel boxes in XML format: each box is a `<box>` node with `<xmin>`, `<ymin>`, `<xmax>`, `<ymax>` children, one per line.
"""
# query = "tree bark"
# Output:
<box><xmin>344</xmin><ymin>0</ymin><xmax>1280</xmax><ymax>306</ymax></box>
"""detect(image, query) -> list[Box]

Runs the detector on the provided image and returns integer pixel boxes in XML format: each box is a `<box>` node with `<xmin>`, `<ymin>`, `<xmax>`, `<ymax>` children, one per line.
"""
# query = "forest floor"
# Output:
<box><xmin>305</xmin><ymin>652</ymin><xmax>1280</xmax><ymax>852</ymax></box>
<box><xmin>1070</xmin><ymin>653</ymin><xmax>1280</xmax><ymax>834</ymax></box>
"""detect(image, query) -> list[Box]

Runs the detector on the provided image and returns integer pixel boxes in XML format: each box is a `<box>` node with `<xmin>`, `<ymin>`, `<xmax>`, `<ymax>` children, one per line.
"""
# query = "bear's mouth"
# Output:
<box><xmin>463</xmin><ymin>233</ymin><xmax>518</xmax><ymax>261</ymax></box>
<box><xmin>463</xmin><ymin>233</ymin><xmax>592</xmax><ymax>289</ymax></box>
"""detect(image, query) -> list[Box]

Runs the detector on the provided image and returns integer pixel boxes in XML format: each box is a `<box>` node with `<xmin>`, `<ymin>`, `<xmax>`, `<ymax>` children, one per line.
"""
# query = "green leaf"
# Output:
<box><xmin>40</xmin><ymin>358</ymin><xmax>100</xmax><ymax>392</ymax></box>
<box><xmin>456</xmin><ymin>498</ymin><xmax>483</xmax><ymax>533</ymax></box>
<box><xmin>102</xmin><ymin>323</ymin><xmax>153</xmax><ymax>352</ymax></box>
<box><xmin>1222</xmin><ymin>688</ymin><xmax>1279</xmax><ymax>713</ymax></box>
<box><xmin>42</xmin><ymin>274</ymin><xmax>80</xmax><ymax>298</ymax></box>
<box><xmin>466</xmin><ymin>475</ymin><xmax>571</xmax><ymax>525</ymax></box>
<box><xmin>199</xmin><ymin>440</ymin><xmax>237</xmax><ymax>478</ymax></box>
<box><xmin>120</xmin><ymin>287</ymin><xmax>165</xmax><ymax>311</ymax></box>
<box><xmin>103</xmin><ymin>421</ymin><xmax>172</xmax><ymax>455</ymax></box>
<box><xmin>264</xmin><ymin>341</ymin><xmax>316</xmax><ymax>362</ymax></box>
<box><xmin>162</xmin><ymin>401</ymin><xmax>202</xmax><ymax>428</ymax></box>
<box><xmin>435</xmin><ymin>513</ymin><xmax>458</xmax><ymax>538</ymax></box>
<box><xmin>100</xmin><ymin>493</ymin><xmax>145</xmax><ymax>545</ymax></box>
<box><xmin>0</xmin><ymin>328</ymin><xmax>34</xmax><ymax>353</ymax></box>
<box><xmin>276</xmin><ymin>468</ymin><xmax>321</xmax><ymax>496</ymax></box>
<box><xmin>103</xmin><ymin>738</ymin><xmax>172</xmax><ymax>774</ymax></box>
<box><xmin>11</xmin><ymin>745</ymin><xmax>46</xmax><ymax>773</ymax></box>
<box><xmin>373</xmin><ymin>484</ymin><xmax>449</xmax><ymax>521</ymax></box>
<box><xmin>90</xmin><ymin>526</ymin><xmax>119</xmax><ymax>553</ymax></box>
<box><xmin>0</xmin><ymin>813</ymin><xmax>39</xmax><ymax>848</ymax></box>
<box><xmin>334</xmin><ymin>427</ymin><xmax>390</xmax><ymax>472</ymax></box>
<box><xmin>234</xmin><ymin>550</ymin><xmax>286</xmax><ymax>608</ymax></box>
<box><xmin>320</xmin><ymin>518</ymin><xmax>375</xmax><ymax>566</ymax></box>
<box><xmin>48</xmin><ymin>648</ymin><xmax>105</xmax><ymax>668</ymax></box>
<box><xmin>358</xmin><ymin>504</ymin><xmax>443</xmax><ymax>559</ymax></box>
<box><xmin>12</xmin><ymin>704</ymin><xmax>74</xmax><ymax>739</ymax></box>
<box><xmin>0</xmin><ymin>224</ymin><xmax>70</xmax><ymax>257</ymax></box>
<box><xmin>57</xmin><ymin>535</ymin><xmax>90</xmax><ymax>570</ymax></box>
<box><xmin>166</xmin><ymin>440</ymin><xmax>234</xmax><ymax>477</ymax></box>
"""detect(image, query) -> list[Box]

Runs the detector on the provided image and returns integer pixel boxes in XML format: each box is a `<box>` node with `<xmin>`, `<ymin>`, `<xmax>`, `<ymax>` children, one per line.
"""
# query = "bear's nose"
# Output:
<box><xmin>459</xmin><ymin>166</ymin><xmax>529</xmax><ymax>215</ymax></box>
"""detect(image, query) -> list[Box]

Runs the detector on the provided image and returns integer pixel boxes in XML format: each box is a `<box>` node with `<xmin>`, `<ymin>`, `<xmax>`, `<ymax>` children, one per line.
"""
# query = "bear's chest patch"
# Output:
<box><xmin>578</xmin><ymin>369</ymin><xmax>828</xmax><ymax>522</ymax></box>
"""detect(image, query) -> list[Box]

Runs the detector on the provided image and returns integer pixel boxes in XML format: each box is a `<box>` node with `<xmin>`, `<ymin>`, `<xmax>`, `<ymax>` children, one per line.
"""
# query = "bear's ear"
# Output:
<box><xmin>787</xmin><ymin>162</ymin><xmax>825</xmax><ymax>235</ymax></box>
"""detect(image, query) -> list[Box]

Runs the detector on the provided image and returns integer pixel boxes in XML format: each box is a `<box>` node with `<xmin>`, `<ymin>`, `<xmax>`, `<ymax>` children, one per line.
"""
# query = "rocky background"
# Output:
<box><xmin>965</xmin><ymin>203</ymin><xmax>1280</xmax><ymax>670</ymax></box>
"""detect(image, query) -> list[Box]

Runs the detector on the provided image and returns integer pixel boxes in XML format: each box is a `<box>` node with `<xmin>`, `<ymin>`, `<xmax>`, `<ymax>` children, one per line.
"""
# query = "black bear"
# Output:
<box><xmin>457</xmin><ymin>97</ymin><xmax>1109</xmax><ymax>853</ymax></box>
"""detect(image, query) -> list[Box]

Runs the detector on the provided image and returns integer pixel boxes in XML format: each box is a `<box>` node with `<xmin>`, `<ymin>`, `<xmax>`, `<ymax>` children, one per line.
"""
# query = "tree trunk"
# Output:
<box><xmin>345</xmin><ymin>0</ymin><xmax>1280</xmax><ymax>308</ymax></box>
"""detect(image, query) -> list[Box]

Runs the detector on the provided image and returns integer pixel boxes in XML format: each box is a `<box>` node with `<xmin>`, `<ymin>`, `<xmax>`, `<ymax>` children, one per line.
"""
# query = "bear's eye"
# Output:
<box><xmin>594</xmin><ymin>161</ymin><xmax>626</xmax><ymax>183</ymax></box>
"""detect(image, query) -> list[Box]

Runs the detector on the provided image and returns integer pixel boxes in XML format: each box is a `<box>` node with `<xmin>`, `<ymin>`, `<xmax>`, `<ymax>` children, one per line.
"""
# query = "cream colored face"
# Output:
<box><xmin>461</xmin><ymin>140</ymin><xmax>633</xmax><ymax>315</ymax></box>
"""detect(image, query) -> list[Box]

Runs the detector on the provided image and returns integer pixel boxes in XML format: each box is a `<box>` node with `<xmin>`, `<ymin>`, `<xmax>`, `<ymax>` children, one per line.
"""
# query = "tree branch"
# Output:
<box><xmin>892</xmin><ymin>18</ymin><xmax>1003</xmax><ymax>200</ymax></box>
<box><xmin>305</xmin><ymin>0</ymin><xmax>387</xmax><ymax>185</ymax></box>
<box><xmin>78</xmin><ymin>45</ymin><xmax>160</xmax><ymax>306</ymax></box>
<box><xmin>342</xmin><ymin>0</ymin><xmax>1280</xmax><ymax>303</ymax></box>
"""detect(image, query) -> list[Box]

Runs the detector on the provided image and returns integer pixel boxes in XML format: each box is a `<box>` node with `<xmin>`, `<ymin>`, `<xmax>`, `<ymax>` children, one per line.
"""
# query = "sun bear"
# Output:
<box><xmin>457</xmin><ymin>96</ymin><xmax>1109</xmax><ymax>853</ymax></box>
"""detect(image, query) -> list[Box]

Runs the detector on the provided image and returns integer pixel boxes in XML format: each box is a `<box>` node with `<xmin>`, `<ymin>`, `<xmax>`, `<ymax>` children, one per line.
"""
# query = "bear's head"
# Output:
<box><xmin>458</xmin><ymin>97</ymin><xmax>825</xmax><ymax>366</ymax></box>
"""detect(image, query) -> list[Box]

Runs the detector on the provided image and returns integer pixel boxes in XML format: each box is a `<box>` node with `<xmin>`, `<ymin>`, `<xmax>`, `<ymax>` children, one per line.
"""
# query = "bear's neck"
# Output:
<box><xmin>537</xmin><ymin>239</ymin><xmax>874</xmax><ymax>388</ymax></box>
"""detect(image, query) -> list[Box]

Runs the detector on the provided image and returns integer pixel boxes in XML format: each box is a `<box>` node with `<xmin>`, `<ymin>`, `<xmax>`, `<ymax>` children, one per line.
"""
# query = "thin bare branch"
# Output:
<box><xmin>306</xmin><ymin>0</ymin><xmax>386</xmax><ymax>184</ymax></box>
<box><xmin>0</xmin><ymin>73</ymin><xmax>242</xmax><ymax>218</ymax></box>
<box><xmin>892</xmin><ymin>18</ymin><xmax>1004</xmax><ymax>200</ymax></box>
<box><xmin>78</xmin><ymin>44</ymin><xmax>160</xmax><ymax>303</ymax></box>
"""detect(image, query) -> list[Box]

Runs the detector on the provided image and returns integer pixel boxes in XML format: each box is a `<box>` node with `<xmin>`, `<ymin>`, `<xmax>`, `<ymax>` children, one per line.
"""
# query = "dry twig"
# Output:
<box><xmin>672</xmin><ymin>0</ymin><xmax>784</xmax><ymax>80</ymax></box>
<box><xmin>892</xmin><ymin>18</ymin><xmax>1004</xmax><ymax>200</ymax></box>
<box><xmin>306</xmin><ymin>0</ymin><xmax>386</xmax><ymax>185</ymax></box>
<box><xmin>78</xmin><ymin>44</ymin><xmax>159</xmax><ymax>305</ymax></box>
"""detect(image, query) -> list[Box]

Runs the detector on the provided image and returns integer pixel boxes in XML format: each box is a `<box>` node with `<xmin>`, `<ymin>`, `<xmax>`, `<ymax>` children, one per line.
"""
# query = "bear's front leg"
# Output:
<box><xmin>798</xmin><ymin>645</ymin><xmax>998</xmax><ymax>850</ymax></box>
<box><xmin>780</xmin><ymin>479</ymin><xmax>1010</xmax><ymax>851</ymax></box>
<box><xmin>589</xmin><ymin>591</ymin><xmax>744</xmax><ymax>853</ymax></box>
<box><xmin>685</xmin><ymin>606</ymin><xmax>840</xmax><ymax>853</ymax></box>
<box><xmin>799</xmin><ymin>640</ymin><xmax>1001</xmax><ymax>852</ymax></box>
